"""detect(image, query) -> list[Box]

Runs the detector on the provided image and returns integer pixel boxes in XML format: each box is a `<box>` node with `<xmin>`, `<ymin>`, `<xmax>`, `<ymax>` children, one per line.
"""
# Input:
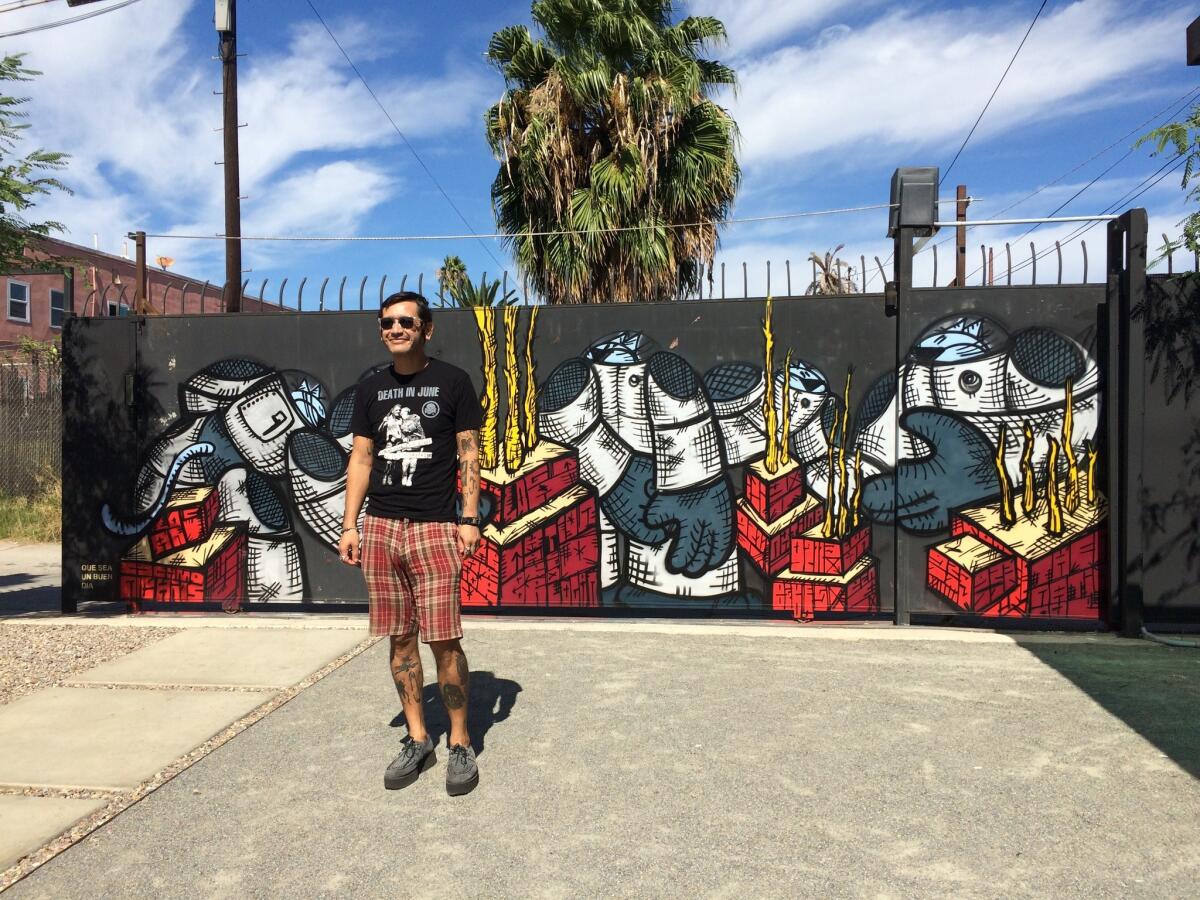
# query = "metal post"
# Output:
<box><xmin>133</xmin><ymin>230</ymin><xmax>147</xmax><ymax>313</ymax></box>
<box><xmin>892</xmin><ymin>224</ymin><xmax>915</xmax><ymax>626</ymax></box>
<box><xmin>1106</xmin><ymin>209</ymin><xmax>1148</xmax><ymax>637</ymax></box>
<box><xmin>954</xmin><ymin>184</ymin><xmax>969</xmax><ymax>287</ymax></box>
<box><xmin>219</xmin><ymin>0</ymin><xmax>242</xmax><ymax>312</ymax></box>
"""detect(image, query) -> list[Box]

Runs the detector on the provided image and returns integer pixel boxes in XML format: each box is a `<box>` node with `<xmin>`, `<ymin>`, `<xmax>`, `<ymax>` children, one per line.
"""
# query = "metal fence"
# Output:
<box><xmin>0</xmin><ymin>358</ymin><xmax>61</xmax><ymax>497</ymax></box>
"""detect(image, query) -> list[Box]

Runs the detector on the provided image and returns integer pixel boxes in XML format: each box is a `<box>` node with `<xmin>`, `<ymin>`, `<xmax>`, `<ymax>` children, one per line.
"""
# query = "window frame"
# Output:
<box><xmin>49</xmin><ymin>288</ymin><xmax>66</xmax><ymax>329</ymax></box>
<box><xmin>7</xmin><ymin>280</ymin><xmax>30</xmax><ymax>323</ymax></box>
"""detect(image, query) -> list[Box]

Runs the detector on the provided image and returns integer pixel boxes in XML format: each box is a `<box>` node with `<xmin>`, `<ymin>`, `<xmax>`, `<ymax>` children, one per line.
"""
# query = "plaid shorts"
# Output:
<box><xmin>361</xmin><ymin>514</ymin><xmax>463</xmax><ymax>642</ymax></box>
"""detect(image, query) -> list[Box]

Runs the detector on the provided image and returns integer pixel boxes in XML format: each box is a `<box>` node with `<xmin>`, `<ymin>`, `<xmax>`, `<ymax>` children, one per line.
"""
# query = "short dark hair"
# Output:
<box><xmin>380</xmin><ymin>291</ymin><xmax>432</xmax><ymax>324</ymax></box>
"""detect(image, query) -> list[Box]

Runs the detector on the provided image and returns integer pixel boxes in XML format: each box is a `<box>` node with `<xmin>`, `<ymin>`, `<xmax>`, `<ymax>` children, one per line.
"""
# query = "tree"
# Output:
<box><xmin>437</xmin><ymin>254</ymin><xmax>518</xmax><ymax>307</ymax></box>
<box><xmin>805</xmin><ymin>246</ymin><xmax>859</xmax><ymax>296</ymax></box>
<box><xmin>0</xmin><ymin>55</ymin><xmax>70</xmax><ymax>271</ymax></box>
<box><xmin>485</xmin><ymin>0</ymin><xmax>740</xmax><ymax>304</ymax></box>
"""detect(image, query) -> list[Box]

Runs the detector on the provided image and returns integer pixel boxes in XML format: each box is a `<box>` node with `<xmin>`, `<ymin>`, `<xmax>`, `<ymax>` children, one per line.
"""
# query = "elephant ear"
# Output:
<box><xmin>1010</xmin><ymin>328</ymin><xmax>1086</xmax><ymax>388</ymax></box>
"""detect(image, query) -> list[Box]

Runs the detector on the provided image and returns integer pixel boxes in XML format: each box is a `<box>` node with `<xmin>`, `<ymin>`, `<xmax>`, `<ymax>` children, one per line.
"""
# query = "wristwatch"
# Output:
<box><xmin>457</xmin><ymin>515</ymin><xmax>482</xmax><ymax>527</ymax></box>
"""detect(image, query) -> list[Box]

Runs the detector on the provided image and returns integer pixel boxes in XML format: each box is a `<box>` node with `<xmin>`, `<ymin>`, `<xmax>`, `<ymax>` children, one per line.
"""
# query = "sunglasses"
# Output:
<box><xmin>379</xmin><ymin>315</ymin><xmax>424</xmax><ymax>331</ymax></box>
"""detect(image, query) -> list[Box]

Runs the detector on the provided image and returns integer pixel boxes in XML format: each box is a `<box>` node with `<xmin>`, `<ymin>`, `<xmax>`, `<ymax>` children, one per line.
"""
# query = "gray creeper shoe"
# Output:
<box><xmin>384</xmin><ymin>735</ymin><xmax>436</xmax><ymax>790</ymax></box>
<box><xmin>446</xmin><ymin>744</ymin><xmax>479</xmax><ymax>796</ymax></box>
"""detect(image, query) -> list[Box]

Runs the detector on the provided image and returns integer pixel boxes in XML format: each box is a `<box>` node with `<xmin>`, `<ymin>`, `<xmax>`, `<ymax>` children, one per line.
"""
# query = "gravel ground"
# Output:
<box><xmin>0</xmin><ymin>624</ymin><xmax>182</xmax><ymax>707</ymax></box>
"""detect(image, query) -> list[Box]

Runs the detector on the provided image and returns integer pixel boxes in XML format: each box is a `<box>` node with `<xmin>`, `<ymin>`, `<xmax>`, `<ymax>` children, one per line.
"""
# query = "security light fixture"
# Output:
<box><xmin>215</xmin><ymin>0</ymin><xmax>232</xmax><ymax>32</ymax></box>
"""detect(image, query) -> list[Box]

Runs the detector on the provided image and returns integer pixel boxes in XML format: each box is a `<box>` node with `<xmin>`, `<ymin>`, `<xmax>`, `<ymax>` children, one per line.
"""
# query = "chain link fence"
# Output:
<box><xmin>0</xmin><ymin>358</ymin><xmax>61</xmax><ymax>497</ymax></box>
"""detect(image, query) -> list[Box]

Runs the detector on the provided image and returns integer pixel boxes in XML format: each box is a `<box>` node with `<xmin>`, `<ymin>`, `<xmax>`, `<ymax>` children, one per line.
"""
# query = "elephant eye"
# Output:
<box><xmin>959</xmin><ymin>370</ymin><xmax>982</xmax><ymax>394</ymax></box>
<box><xmin>628</xmin><ymin>374</ymin><xmax>642</xmax><ymax>386</ymax></box>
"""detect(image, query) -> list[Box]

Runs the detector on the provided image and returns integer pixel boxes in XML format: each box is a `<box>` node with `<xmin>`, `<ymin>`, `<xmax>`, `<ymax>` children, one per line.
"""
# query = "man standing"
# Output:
<box><xmin>339</xmin><ymin>291</ymin><xmax>483</xmax><ymax>796</ymax></box>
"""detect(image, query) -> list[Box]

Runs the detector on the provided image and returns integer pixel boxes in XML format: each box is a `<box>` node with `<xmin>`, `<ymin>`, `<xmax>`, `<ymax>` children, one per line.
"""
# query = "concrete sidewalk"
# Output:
<box><xmin>3</xmin><ymin>620</ymin><xmax>1198</xmax><ymax>898</ymax></box>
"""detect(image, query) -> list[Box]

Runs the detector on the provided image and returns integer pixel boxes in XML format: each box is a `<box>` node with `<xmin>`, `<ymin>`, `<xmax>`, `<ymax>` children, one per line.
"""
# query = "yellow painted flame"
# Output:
<box><xmin>1045</xmin><ymin>436</ymin><xmax>1064</xmax><ymax>535</ymax></box>
<box><xmin>1020</xmin><ymin>421</ymin><xmax>1036</xmax><ymax>517</ymax></box>
<box><xmin>1086</xmin><ymin>439</ymin><xmax>1099</xmax><ymax>505</ymax></box>
<box><xmin>502</xmin><ymin>304</ymin><xmax>524</xmax><ymax>473</ymax></box>
<box><xmin>835</xmin><ymin>368</ymin><xmax>852</xmax><ymax>536</ymax></box>
<box><xmin>779</xmin><ymin>349</ymin><xmax>792</xmax><ymax>469</ymax></box>
<box><xmin>473</xmin><ymin>307</ymin><xmax>499</xmax><ymax>470</ymax></box>
<box><xmin>523</xmin><ymin>305</ymin><xmax>539</xmax><ymax>452</ymax></box>
<box><xmin>762</xmin><ymin>296</ymin><xmax>779</xmax><ymax>474</ymax></box>
<box><xmin>995</xmin><ymin>424</ymin><xmax>1016</xmax><ymax>527</ymax></box>
<box><xmin>851</xmin><ymin>448</ymin><xmax>863</xmax><ymax>529</ymax></box>
<box><xmin>1062</xmin><ymin>379</ymin><xmax>1080</xmax><ymax>513</ymax></box>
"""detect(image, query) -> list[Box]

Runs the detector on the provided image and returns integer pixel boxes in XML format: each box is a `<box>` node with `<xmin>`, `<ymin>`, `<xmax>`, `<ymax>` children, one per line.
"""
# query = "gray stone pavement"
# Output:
<box><xmin>4</xmin><ymin>621</ymin><xmax>1199</xmax><ymax>899</ymax></box>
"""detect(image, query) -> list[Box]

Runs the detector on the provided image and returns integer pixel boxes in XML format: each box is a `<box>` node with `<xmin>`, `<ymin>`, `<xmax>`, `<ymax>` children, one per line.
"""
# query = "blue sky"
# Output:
<box><xmin>4</xmin><ymin>0</ymin><xmax>1197</xmax><ymax>302</ymax></box>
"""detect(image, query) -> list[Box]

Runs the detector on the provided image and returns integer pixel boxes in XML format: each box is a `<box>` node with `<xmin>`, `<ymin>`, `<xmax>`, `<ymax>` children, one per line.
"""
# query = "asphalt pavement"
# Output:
<box><xmin>6</xmin><ymin>620</ymin><xmax>1199</xmax><ymax>899</ymax></box>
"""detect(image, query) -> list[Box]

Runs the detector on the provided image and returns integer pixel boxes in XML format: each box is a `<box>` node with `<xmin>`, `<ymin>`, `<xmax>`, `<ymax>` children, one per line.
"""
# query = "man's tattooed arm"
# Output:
<box><xmin>457</xmin><ymin>429</ymin><xmax>481</xmax><ymax>518</ymax></box>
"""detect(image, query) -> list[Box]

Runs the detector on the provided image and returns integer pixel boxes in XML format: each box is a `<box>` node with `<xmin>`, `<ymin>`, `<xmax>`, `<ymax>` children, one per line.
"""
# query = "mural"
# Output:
<box><xmin>93</xmin><ymin>300</ymin><xmax>1107</xmax><ymax>622</ymax></box>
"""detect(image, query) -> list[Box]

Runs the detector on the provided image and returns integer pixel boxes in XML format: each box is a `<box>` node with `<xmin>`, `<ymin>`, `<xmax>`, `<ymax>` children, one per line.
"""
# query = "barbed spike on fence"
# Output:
<box><xmin>399</xmin><ymin>274</ymin><xmax>407</xmax><ymax>292</ymax></box>
<box><xmin>358</xmin><ymin>276</ymin><xmax>368</xmax><ymax>311</ymax></box>
<box><xmin>980</xmin><ymin>245</ymin><xmax>986</xmax><ymax>287</ymax></box>
<box><xmin>379</xmin><ymin>275</ymin><xmax>388</xmax><ymax>305</ymax></box>
<box><xmin>418</xmin><ymin>273</ymin><xmax>423</xmax><ymax>295</ymax></box>
<box><xmin>861</xmin><ymin>255</ymin><xmax>866</xmax><ymax>293</ymax></box>
<box><xmin>200</xmin><ymin>281</ymin><xmax>209</xmax><ymax>315</ymax></box>
<box><xmin>1030</xmin><ymin>242</ymin><xmax>1036</xmax><ymax>285</ymax></box>
<box><xmin>784</xmin><ymin>260</ymin><xmax>791</xmax><ymax>297</ymax></box>
<box><xmin>258</xmin><ymin>279</ymin><xmax>269</xmax><ymax>307</ymax></box>
<box><xmin>278</xmin><ymin>278</ymin><xmax>288</xmax><ymax>309</ymax></box>
<box><xmin>1006</xmin><ymin>243</ymin><xmax>1012</xmax><ymax>286</ymax></box>
<box><xmin>297</xmin><ymin>277</ymin><xmax>308</xmax><ymax>312</ymax></box>
<box><xmin>1081</xmin><ymin>241</ymin><xmax>1088</xmax><ymax>283</ymax></box>
<box><xmin>766</xmin><ymin>260</ymin><xmax>771</xmax><ymax>297</ymax></box>
<box><xmin>874</xmin><ymin>255</ymin><xmax>886</xmax><ymax>287</ymax></box>
<box><xmin>318</xmin><ymin>277</ymin><xmax>329</xmax><ymax>312</ymax></box>
<box><xmin>338</xmin><ymin>276</ymin><xmax>347</xmax><ymax>311</ymax></box>
<box><xmin>240</xmin><ymin>279</ymin><xmax>250</xmax><ymax>311</ymax></box>
<box><xmin>1055</xmin><ymin>241</ymin><xmax>1062</xmax><ymax>284</ymax></box>
<box><xmin>932</xmin><ymin>244</ymin><xmax>938</xmax><ymax>288</ymax></box>
<box><xmin>720</xmin><ymin>262</ymin><xmax>725</xmax><ymax>299</ymax></box>
<box><xmin>742</xmin><ymin>261</ymin><xmax>748</xmax><ymax>299</ymax></box>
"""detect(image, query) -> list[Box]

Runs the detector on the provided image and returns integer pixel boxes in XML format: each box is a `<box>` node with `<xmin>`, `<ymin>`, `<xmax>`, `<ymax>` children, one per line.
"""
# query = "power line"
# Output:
<box><xmin>976</xmin><ymin>152</ymin><xmax>1186</xmax><ymax>283</ymax></box>
<box><xmin>866</xmin><ymin>85</ymin><xmax>1200</xmax><ymax>290</ymax></box>
<box><xmin>0</xmin><ymin>0</ymin><xmax>143</xmax><ymax>38</ymax></box>
<box><xmin>940</xmin><ymin>0</ymin><xmax>1048</xmax><ymax>187</ymax></box>
<box><xmin>143</xmin><ymin>201</ymin><xmax>918</xmax><ymax>243</ymax></box>
<box><xmin>303</xmin><ymin>0</ymin><xmax>509</xmax><ymax>276</ymax></box>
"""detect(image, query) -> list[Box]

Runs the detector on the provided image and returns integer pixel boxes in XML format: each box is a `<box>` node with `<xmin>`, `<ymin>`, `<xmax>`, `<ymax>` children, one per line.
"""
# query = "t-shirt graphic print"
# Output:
<box><xmin>378</xmin><ymin>403</ymin><xmax>431</xmax><ymax>486</ymax></box>
<box><xmin>350</xmin><ymin>358</ymin><xmax>483</xmax><ymax>522</ymax></box>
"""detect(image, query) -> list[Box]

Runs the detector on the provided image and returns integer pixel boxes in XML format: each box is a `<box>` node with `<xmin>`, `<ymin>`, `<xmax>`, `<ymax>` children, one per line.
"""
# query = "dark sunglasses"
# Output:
<box><xmin>379</xmin><ymin>315</ymin><xmax>423</xmax><ymax>331</ymax></box>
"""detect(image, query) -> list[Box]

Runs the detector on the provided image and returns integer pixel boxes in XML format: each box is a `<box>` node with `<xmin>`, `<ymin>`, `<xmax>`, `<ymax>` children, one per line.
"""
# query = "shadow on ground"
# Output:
<box><xmin>388</xmin><ymin>670</ymin><xmax>522</xmax><ymax>756</ymax></box>
<box><xmin>1014</xmin><ymin>637</ymin><xmax>1200</xmax><ymax>780</ymax></box>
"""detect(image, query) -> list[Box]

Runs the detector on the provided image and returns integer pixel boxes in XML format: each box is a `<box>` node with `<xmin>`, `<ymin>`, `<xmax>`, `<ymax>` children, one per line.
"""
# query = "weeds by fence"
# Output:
<box><xmin>0</xmin><ymin>359</ymin><xmax>61</xmax><ymax>498</ymax></box>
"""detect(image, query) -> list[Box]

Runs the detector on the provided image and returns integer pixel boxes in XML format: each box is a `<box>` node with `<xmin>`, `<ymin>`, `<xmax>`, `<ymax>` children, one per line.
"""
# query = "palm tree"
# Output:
<box><xmin>805</xmin><ymin>246</ymin><xmax>859</xmax><ymax>296</ymax></box>
<box><xmin>486</xmin><ymin>0</ymin><xmax>740</xmax><ymax>304</ymax></box>
<box><xmin>437</xmin><ymin>254</ymin><xmax>468</xmax><ymax>303</ymax></box>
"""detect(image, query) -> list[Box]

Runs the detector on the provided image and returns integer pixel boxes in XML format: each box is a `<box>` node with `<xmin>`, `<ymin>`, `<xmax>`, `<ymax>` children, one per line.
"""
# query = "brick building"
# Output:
<box><xmin>1</xmin><ymin>236</ymin><xmax>282</xmax><ymax>355</ymax></box>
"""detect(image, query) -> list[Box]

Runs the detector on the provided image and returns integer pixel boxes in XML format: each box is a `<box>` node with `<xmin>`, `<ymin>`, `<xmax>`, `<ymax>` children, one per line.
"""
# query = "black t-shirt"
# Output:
<box><xmin>350</xmin><ymin>358</ymin><xmax>483</xmax><ymax>521</ymax></box>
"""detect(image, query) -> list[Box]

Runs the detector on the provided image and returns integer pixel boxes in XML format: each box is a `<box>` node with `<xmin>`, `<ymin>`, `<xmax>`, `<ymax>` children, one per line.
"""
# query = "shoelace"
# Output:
<box><xmin>448</xmin><ymin>745</ymin><xmax>471</xmax><ymax>768</ymax></box>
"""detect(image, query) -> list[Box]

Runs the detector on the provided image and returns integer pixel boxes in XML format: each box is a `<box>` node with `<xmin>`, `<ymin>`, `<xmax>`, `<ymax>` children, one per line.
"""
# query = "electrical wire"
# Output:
<box><xmin>0</xmin><ymin>0</ymin><xmax>143</xmax><ymax>38</ymax></box>
<box><xmin>985</xmin><ymin>151</ymin><xmax>1186</xmax><ymax>283</ymax></box>
<box><xmin>941</xmin><ymin>0</ymin><xmax>1048</xmax><ymax>187</ymax></box>
<box><xmin>866</xmin><ymin>85</ymin><xmax>1200</xmax><ymax>290</ymax></box>
<box><xmin>304</xmin><ymin>0</ymin><xmax>509</xmax><ymax>275</ymax></box>
<box><xmin>143</xmin><ymin>201</ymin><xmax>918</xmax><ymax>242</ymax></box>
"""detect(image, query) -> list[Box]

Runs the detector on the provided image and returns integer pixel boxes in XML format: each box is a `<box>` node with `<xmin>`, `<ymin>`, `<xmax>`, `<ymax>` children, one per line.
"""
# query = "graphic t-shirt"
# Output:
<box><xmin>350</xmin><ymin>358</ymin><xmax>483</xmax><ymax>521</ymax></box>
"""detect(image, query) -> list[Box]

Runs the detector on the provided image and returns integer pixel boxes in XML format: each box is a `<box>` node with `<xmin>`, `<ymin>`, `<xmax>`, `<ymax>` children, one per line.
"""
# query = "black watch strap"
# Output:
<box><xmin>458</xmin><ymin>515</ymin><xmax>482</xmax><ymax>527</ymax></box>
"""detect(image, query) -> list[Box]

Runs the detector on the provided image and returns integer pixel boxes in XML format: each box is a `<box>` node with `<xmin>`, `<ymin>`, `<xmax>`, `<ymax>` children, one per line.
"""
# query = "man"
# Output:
<box><xmin>339</xmin><ymin>291</ymin><xmax>483</xmax><ymax>796</ymax></box>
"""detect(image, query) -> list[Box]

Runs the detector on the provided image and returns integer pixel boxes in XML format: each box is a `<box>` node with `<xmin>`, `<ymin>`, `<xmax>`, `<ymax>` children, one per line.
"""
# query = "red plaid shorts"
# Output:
<box><xmin>361</xmin><ymin>514</ymin><xmax>463</xmax><ymax>642</ymax></box>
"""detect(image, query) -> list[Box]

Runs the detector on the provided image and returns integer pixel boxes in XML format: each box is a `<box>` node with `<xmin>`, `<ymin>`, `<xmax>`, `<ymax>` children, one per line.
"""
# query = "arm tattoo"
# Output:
<box><xmin>458</xmin><ymin>429</ymin><xmax>481</xmax><ymax>514</ymax></box>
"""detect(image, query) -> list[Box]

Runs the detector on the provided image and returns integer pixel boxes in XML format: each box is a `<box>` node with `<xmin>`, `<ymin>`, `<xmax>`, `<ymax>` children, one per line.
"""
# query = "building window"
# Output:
<box><xmin>50</xmin><ymin>289</ymin><xmax>66</xmax><ymax>329</ymax></box>
<box><xmin>7</xmin><ymin>281</ymin><xmax>30</xmax><ymax>322</ymax></box>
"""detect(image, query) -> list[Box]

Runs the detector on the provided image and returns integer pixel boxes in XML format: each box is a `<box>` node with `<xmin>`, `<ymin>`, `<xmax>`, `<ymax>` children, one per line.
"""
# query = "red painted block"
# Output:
<box><xmin>472</xmin><ymin>441</ymin><xmax>580</xmax><ymax>528</ymax></box>
<box><xmin>460</xmin><ymin>484</ymin><xmax>600</xmax><ymax>608</ymax></box>
<box><xmin>737</xmin><ymin>494</ymin><xmax>823</xmax><ymax>576</ymax></box>
<box><xmin>148</xmin><ymin>486</ymin><xmax>220</xmax><ymax>557</ymax></box>
<box><xmin>770</xmin><ymin>557</ymin><xmax>879</xmax><ymax>621</ymax></box>
<box><xmin>120</xmin><ymin>526</ymin><xmax>247</xmax><ymax>610</ymax></box>
<box><xmin>926</xmin><ymin>534</ymin><xmax>1019</xmax><ymax>614</ymax></box>
<box><xmin>790</xmin><ymin>522</ymin><xmax>872</xmax><ymax>576</ymax></box>
<box><xmin>743</xmin><ymin>459</ymin><xmax>806</xmax><ymax>523</ymax></box>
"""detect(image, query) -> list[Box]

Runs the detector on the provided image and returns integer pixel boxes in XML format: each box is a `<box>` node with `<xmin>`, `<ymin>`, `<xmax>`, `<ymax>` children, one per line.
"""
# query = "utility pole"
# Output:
<box><xmin>217</xmin><ymin>0</ymin><xmax>242</xmax><ymax>312</ymax></box>
<box><xmin>953</xmin><ymin>184</ymin><xmax>969</xmax><ymax>287</ymax></box>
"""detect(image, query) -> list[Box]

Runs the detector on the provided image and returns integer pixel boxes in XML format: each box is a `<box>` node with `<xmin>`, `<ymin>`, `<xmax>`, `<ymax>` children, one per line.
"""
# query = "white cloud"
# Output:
<box><xmin>728</xmin><ymin>0</ymin><xmax>1185</xmax><ymax>172</ymax></box>
<box><xmin>6</xmin><ymin>1</ymin><xmax>493</xmax><ymax>276</ymax></box>
<box><xmin>686</xmin><ymin>0</ymin><xmax>867</xmax><ymax>57</ymax></box>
